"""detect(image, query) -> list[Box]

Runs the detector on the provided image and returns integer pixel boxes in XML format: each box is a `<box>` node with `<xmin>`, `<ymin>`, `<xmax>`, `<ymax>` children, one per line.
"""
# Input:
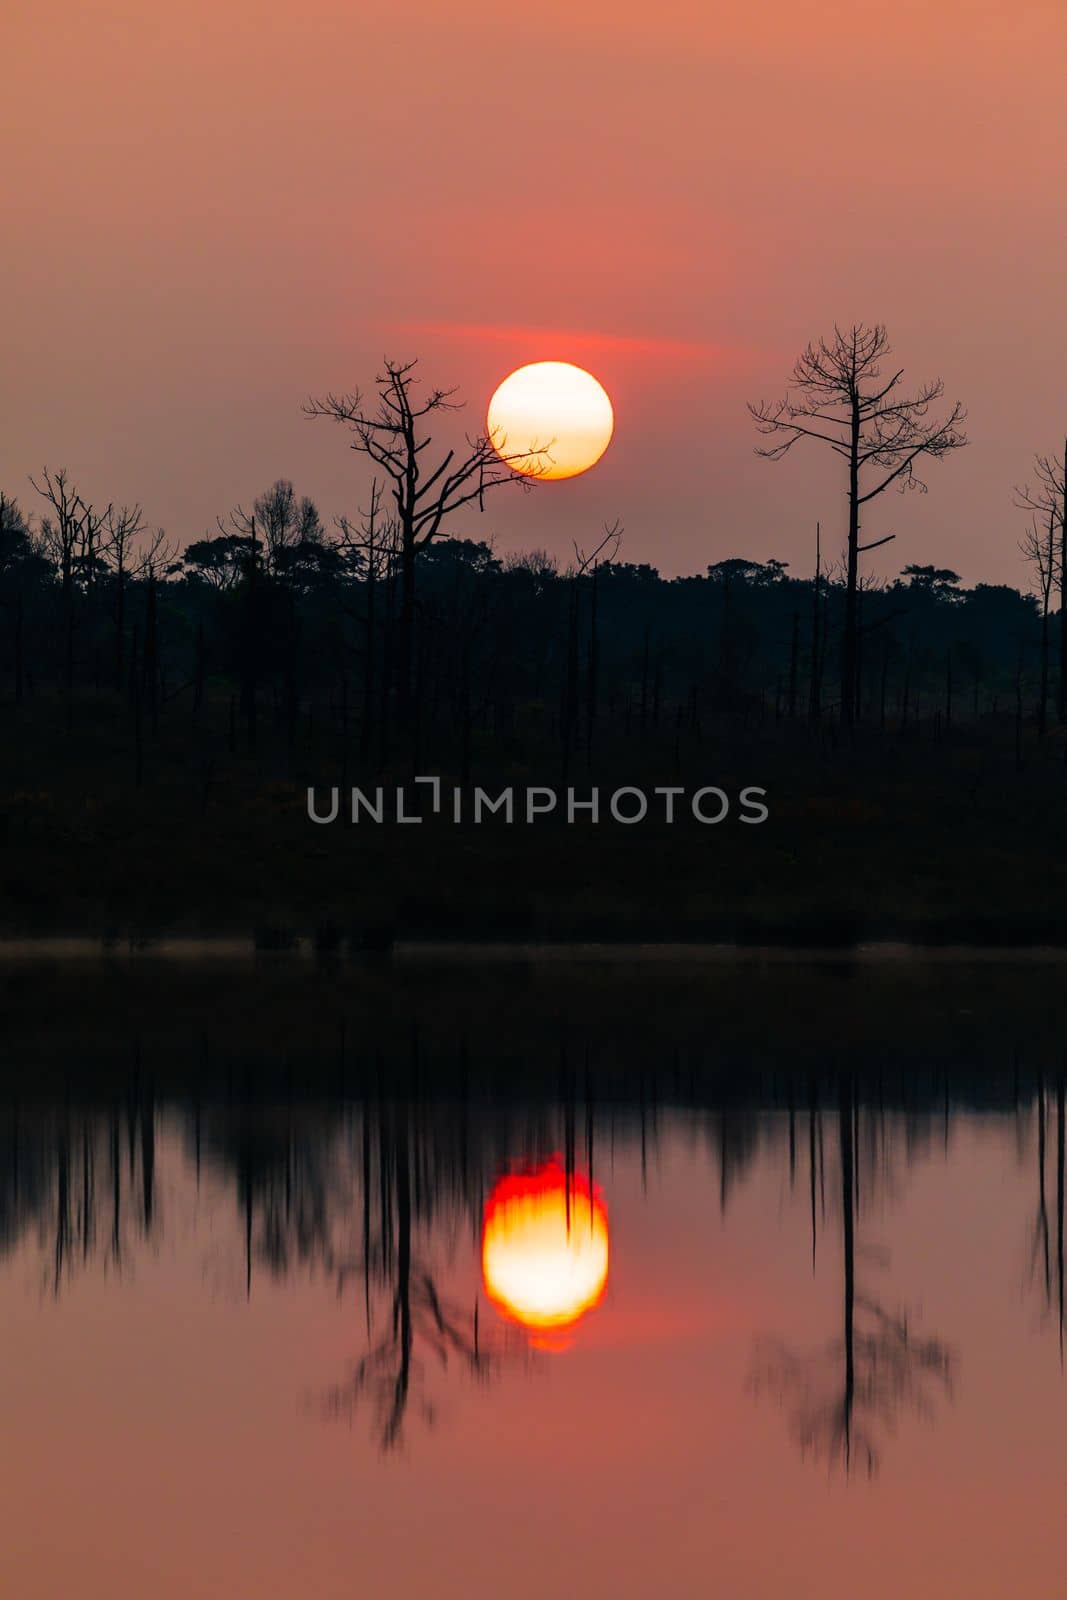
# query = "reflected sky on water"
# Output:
<box><xmin>2</xmin><ymin>1066</ymin><xmax>1065</xmax><ymax>1599</ymax></box>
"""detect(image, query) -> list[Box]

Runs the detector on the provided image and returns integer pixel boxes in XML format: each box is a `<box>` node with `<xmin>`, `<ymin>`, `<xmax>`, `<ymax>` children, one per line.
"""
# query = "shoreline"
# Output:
<box><xmin>3</xmin><ymin>934</ymin><xmax>1067</xmax><ymax>963</ymax></box>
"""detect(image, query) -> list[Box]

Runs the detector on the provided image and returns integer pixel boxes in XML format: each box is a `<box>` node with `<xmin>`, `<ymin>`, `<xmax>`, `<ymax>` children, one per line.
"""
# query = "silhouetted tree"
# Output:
<box><xmin>305</xmin><ymin>359</ymin><xmax>546</xmax><ymax>727</ymax></box>
<box><xmin>1016</xmin><ymin>446</ymin><xmax>1066</xmax><ymax>721</ymax></box>
<box><xmin>1019</xmin><ymin>505</ymin><xmax>1057</xmax><ymax>737</ymax></box>
<box><xmin>31</xmin><ymin>467</ymin><xmax>110</xmax><ymax>721</ymax></box>
<box><xmin>750</xmin><ymin>324</ymin><xmax>967</xmax><ymax>726</ymax></box>
<box><xmin>101</xmin><ymin>503</ymin><xmax>147</xmax><ymax>692</ymax></box>
<box><xmin>335</xmin><ymin>479</ymin><xmax>397</xmax><ymax>761</ymax></box>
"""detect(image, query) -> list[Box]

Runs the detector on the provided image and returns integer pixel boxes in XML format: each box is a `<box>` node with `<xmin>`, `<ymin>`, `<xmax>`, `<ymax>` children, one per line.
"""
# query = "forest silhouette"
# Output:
<box><xmin>1</xmin><ymin>332</ymin><xmax>1065</xmax><ymax>944</ymax></box>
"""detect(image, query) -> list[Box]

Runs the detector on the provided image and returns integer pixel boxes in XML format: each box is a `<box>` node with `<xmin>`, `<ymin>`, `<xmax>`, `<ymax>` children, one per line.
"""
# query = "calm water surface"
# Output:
<box><xmin>1</xmin><ymin>961</ymin><xmax>1065</xmax><ymax>1597</ymax></box>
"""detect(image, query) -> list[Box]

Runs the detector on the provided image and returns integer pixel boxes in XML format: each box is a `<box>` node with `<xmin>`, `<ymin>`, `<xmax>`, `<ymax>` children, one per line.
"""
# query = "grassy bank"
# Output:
<box><xmin>2</xmin><ymin>694</ymin><xmax>1065</xmax><ymax>944</ymax></box>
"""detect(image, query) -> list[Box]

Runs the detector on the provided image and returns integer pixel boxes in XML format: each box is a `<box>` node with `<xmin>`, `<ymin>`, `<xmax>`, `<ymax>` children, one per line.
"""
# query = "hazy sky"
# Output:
<box><xmin>4</xmin><ymin>0</ymin><xmax>1064</xmax><ymax>584</ymax></box>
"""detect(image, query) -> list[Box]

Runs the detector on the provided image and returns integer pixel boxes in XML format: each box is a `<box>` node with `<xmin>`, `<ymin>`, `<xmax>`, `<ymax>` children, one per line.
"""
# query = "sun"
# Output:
<box><xmin>481</xmin><ymin>1158</ymin><xmax>610</xmax><ymax>1335</ymax></box>
<box><xmin>487</xmin><ymin>361</ymin><xmax>614</xmax><ymax>480</ymax></box>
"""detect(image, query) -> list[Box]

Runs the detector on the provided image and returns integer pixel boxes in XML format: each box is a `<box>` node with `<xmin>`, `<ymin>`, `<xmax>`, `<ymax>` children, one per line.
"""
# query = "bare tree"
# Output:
<box><xmin>749</xmin><ymin>324</ymin><xmax>967</xmax><ymax>726</ymax></box>
<box><xmin>101</xmin><ymin>503</ymin><xmax>147</xmax><ymax>691</ymax></box>
<box><xmin>132</xmin><ymin>526</ymin><xmax>177</xmax><ymax>583</ymax></box>
<box><xmin>305</xmin><ymin>359</ymin><xmax>546</xmax><ymax>723</ymax></box>
<box><xmin>30</xmin><ymin>468</ymin><xmax>107</xmax><ymax>602</ymax></box>
<box><xmin>250</xmin><ymin>478</ymin><xmax>322</xmax><ymax>575</ymax></box>
<box><xmin>1017</xmin><ymin>445</ymin><xmax>1066</xmax><ymax>721</ymax></box>
<box><xmin>504</xmin><ymin>547</ymin><xmax>559</xmax><ymax>587</ymax></box>
<box><xmin>569</xmin><ymin>521</ymin><xmax>622</xmax><ymax>767</ymax></box>
<box><xmin>335</xmin><ymin>480</ymin><xmax>401</xmax><ymax>760</ymax></box>
<box><xmin>30</xmin><ymin>468</ymin><xmax>112</xmax><ymax>719</ymax></box>
<box><xmin>1019</xmin><ymin>508</ymin><xmax>1057</xmax><ymax>737</ymax></box>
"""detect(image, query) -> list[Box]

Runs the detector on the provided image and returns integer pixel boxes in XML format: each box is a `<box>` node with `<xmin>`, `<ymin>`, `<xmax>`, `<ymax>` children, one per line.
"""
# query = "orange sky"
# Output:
<box><xmin>3</xmin><ymin>0</ymin><xmax>1064</xmax><ymax>582</ymax></box>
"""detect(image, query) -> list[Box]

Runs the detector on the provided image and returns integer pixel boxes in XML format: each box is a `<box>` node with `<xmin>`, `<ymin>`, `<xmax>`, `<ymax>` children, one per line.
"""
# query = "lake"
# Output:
<box><xmin>1</xmin><ymin>953</ymin><xmax>1064</xmax><ymax>1598</ymax></box>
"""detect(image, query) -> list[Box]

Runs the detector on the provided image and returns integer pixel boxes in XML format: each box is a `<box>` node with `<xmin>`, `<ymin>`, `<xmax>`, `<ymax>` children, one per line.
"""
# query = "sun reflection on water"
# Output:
<box><xmin>481</xmin><ymin>1159</ymin><xmax>609</xmax><ymax>1343</ymax></box>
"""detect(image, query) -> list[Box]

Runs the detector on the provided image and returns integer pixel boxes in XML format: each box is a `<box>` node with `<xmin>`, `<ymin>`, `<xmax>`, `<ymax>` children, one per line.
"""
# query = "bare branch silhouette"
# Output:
<box><xmin>750</xmin><ymin>323</ymin><xmax>967</xmax><ymax>726</ymax></box>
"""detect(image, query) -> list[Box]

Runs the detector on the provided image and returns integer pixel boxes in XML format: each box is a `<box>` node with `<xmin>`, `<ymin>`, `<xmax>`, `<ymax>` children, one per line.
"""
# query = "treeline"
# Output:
<box><xmin>0</xmin><ymin>470</ymin><xmax>1056</xmax><ymax>771</ymax></box>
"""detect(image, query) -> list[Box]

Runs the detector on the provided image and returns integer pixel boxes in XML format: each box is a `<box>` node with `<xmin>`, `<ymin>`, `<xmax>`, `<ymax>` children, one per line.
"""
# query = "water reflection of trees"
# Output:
<box><xmin>2</xmin><ymin>1060</ymin><xmax>1066</xmax><ymax>1453</ymax></box>
<box><xmin>0</xmin><ymin>1095</ymin><xmax>158</xmax><ymax>1291</ymax></box>
<box><xmin>319</xmin><ymin>1108</ymin><xmax>519</xmax><ymax>1449</ymax></box>
<box><xmin>752</xmin><ymin>1078</ymin><xmax>954</xmax><ymax>1476</ymax></box>
<box><xmin>1026</xmin><ymin>1074</ymin><xmax>1065</xmax><ymax>1355</ymax></box>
